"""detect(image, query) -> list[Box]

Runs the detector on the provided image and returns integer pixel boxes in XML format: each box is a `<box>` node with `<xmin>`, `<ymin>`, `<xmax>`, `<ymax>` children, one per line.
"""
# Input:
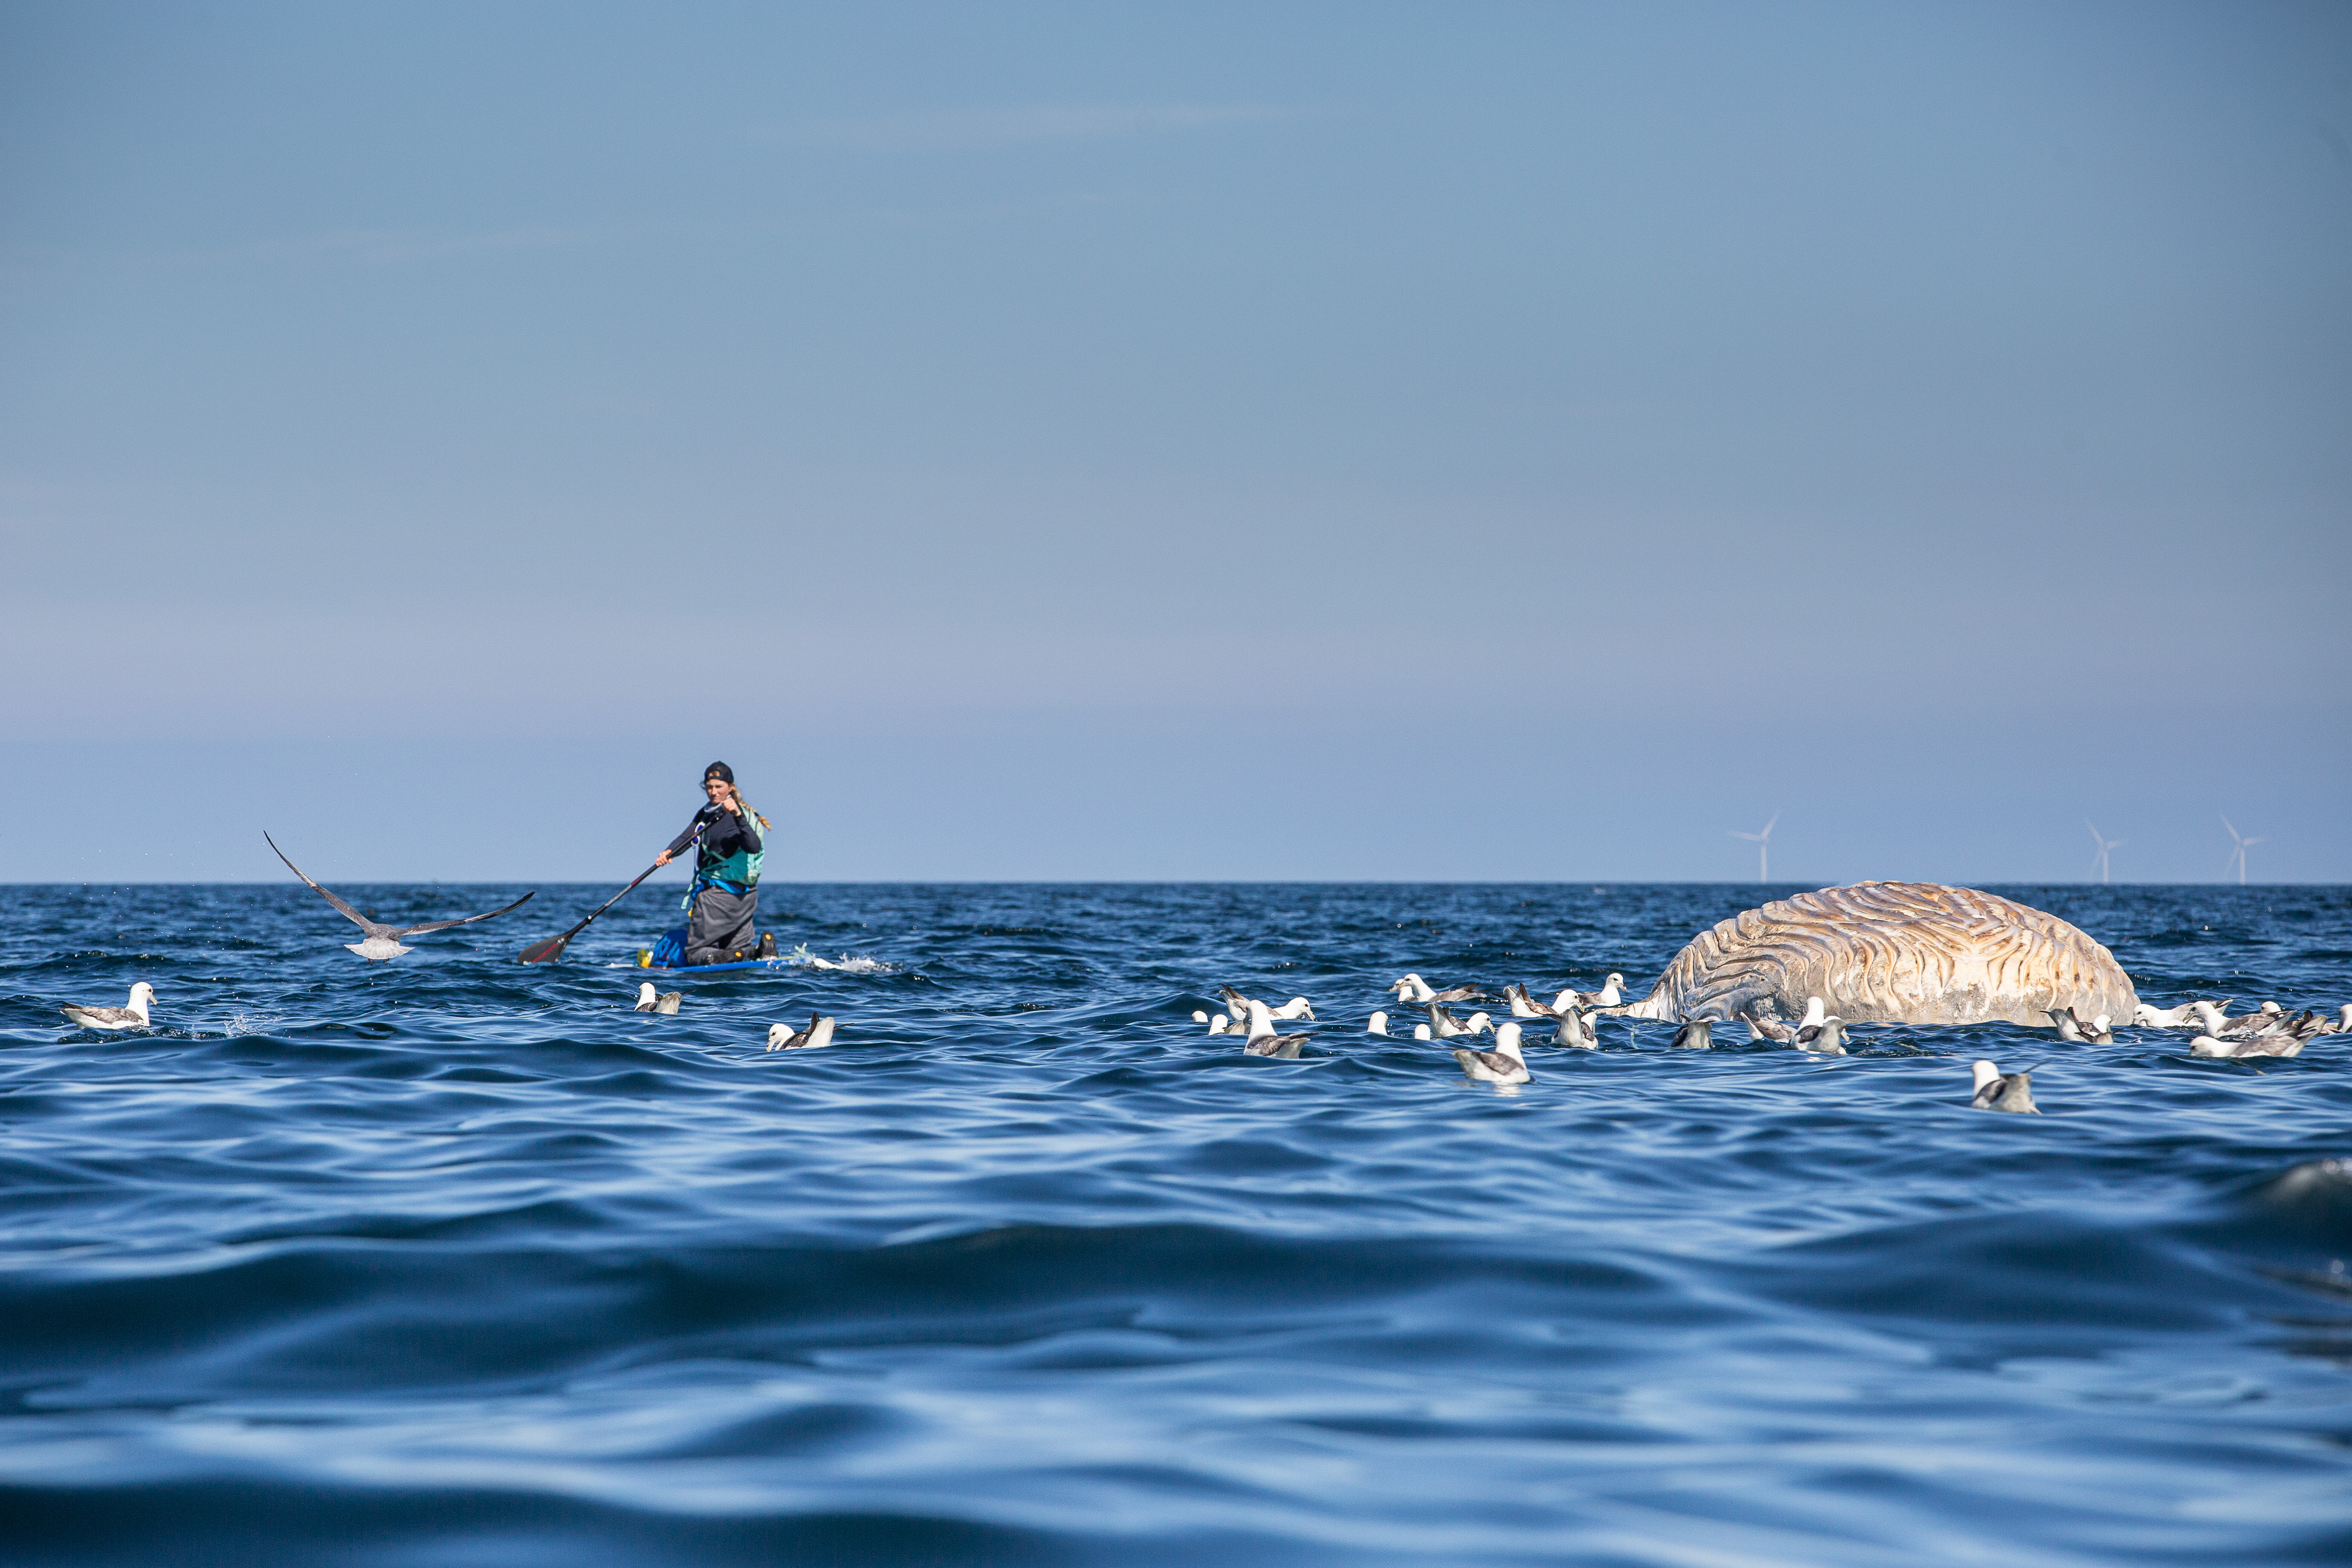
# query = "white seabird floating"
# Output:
<box><xmin>635</xmin><ymin>982</ymin><xmax>682</xmax><ymax>1015</ymax></box>
<box><xmin>767</xmin><ymin>1013</ymin><xmax>838</xmax><ymax>1051</ymax></box>
<box><xmin>60</xmin><ymin>982</ymin><xmax>157</xmax><ymax>1033</ymax></box>
<box><xmin>2133</xmin><ymin>999</ymin><xmax>2227</xmax><ymax>1030</ymax></box>
<box><xmin>1571</xmin><ymin>973</ymin><xmax>1627</xmax><ymax>1010</ymax></box>
<box><xmin>1423</xmin><ymin>1004</ymin><xmax>1494</xmax><ymax>1040</ymax></box>
<box><xmin>1391</xmin><ymin>974</ymin><xmax>1486</xmax><ymax>1006</ymax></box>
<box><xmin>1503</xmin><ymin>984</ymin><xmax>1551</xmax><ymax>1019</ymax></box>
<box><xmin>1222</xmin><ymin>986</ymin><xmax>1313</xmax><ymax>1023</ymax></box>
<box><xmin>1795</xmin><ymin>1013</ymin><xmax>1847</xmax><ymax>1055</ymax></box>
<box><xmin>2049</xmin><ymin>1007</ymin><xmax>2113</xmax><ymax>1044</ymax></box>
<box><xmin>2192</xmin><ymin>1031</ymin><xmax>2305</xmax><ymax>1059</ymax></box>
<box><xmin>1969</xmin><ymin>1059</ymin><xmax>2040</xmax><ymax>1114</ymax></box>
<box><xmin>1242</xmin><ymin>999</ymin><xmax>1311</xmax><ymax>1059</ymax></box>
<box><xmin>1454</xmin><ymin>1021</ymin><xmax>1531</xmax><ymax>1085</ymax></box>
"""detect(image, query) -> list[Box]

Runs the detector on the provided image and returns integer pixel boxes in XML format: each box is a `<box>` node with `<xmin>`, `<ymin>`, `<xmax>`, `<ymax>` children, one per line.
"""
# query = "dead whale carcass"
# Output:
<box><xmin>1622</xmin><ymin>881</ymin><xmax>2137</xmax><ymax>1029</ymax></box>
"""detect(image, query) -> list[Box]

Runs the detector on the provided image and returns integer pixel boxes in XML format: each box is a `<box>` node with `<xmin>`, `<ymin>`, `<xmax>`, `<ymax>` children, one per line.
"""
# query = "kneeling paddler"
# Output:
<box><xmin>655</xmin><ymin>761</ymin><xmax>773</xmax><ymax>965</ymax></box>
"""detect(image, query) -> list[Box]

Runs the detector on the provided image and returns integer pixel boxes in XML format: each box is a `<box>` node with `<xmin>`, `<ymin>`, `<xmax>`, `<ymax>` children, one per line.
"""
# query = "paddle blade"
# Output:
<box><xmin>517</xmin><ymin>932</ymin><xmax>571</xmax><ymax>964</ymax></box>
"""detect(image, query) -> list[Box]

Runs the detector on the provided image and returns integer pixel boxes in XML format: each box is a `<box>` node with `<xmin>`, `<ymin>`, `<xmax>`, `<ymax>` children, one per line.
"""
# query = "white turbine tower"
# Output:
<box><xmin>1729</xmin><ymin>813</ymin><xmax>1779</xmax><ymax>884</ymax></box>
<box><xmin>2221</xmin><ymin>815</ymin><xmax>2264</xmax><ymax>886</ymax></box>
<box><xmin>2085</xmin><ymin>820</ymin><xmax>2122</xmax><ymax>884</ymax></box>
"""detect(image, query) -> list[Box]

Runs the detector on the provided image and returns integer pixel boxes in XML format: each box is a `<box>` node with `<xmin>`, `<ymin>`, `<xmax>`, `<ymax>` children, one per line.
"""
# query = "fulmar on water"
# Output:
<box><xmin>61</xmin><ymin>982</ymin><xmax>157</xmax><ymax>1032</ymax></box>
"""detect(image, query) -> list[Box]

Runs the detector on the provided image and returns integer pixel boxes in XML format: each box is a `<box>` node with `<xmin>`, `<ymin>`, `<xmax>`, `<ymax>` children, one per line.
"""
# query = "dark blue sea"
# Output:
<box><xmin>3</xmin><ymin>881</ymin><xmax>2349</xmax><ymax>1566</ymax></box>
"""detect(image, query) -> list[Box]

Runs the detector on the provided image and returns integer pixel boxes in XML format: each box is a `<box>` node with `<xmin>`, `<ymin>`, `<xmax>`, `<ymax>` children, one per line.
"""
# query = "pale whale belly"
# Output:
<box><xmin>1624</xmin><ymin>882</ymin><xmax>2138</xmax><ymax>1028</ymax></box>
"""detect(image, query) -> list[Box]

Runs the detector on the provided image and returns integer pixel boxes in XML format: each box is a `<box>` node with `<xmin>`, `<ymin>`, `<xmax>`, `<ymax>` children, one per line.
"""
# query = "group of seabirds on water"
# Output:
<box><xmin>57</xmin><ymin>949</ymin><xmax>2352</xmax><ymax>1091</ymax></box>
<box><xmin>49</xmin><ymin>770</ymin><xmax>2352</xmax><ymax>1094</ymax></box>
<box><xmin>1185</xmin><ymin>964</ymin><xmax>2351</xmax><ymax>1109</ymax></box>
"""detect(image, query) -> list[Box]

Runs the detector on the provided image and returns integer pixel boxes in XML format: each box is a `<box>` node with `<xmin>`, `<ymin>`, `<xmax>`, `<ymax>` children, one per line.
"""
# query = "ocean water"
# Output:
<box><xmin>2</xmin><ymin>881</ymin><xmax>2349</xmax><ymax>1567</ymax></box>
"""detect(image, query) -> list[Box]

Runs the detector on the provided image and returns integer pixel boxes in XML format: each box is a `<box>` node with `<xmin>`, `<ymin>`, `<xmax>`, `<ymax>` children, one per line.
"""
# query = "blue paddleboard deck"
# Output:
<box><xmin>636</xmin><ymin>957</ymin><xmax>803</xmax><ymax>975</ymax></box>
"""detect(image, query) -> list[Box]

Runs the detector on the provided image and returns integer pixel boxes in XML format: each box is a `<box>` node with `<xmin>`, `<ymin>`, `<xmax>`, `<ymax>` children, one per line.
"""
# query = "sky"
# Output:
<box><xmin>2</xmin><ymin>0</ymin><xmax>2347</xmax><ymax>884</ymax></box>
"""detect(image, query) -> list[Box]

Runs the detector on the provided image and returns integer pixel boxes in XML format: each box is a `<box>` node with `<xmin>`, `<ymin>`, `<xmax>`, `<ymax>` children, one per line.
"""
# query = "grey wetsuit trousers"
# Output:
<box><xmin>685</xmin><ymin>887</ymin><xmax>758</xmax><ymax>965</ymax></box>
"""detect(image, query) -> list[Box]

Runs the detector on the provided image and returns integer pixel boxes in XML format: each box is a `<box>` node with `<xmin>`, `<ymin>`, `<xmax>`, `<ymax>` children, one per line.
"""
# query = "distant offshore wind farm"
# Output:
<box><xmin>1723</xmin><ymin>813</ymin><xmax>2273</xmax><ymax>883</ymax></box>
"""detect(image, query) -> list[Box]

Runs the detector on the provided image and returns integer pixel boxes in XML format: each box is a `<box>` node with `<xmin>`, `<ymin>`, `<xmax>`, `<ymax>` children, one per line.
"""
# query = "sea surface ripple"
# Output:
<box><xmin>2</xmin><ymin>881</ymin><xmax>2349</xmax><ymax>1565</ymax></box>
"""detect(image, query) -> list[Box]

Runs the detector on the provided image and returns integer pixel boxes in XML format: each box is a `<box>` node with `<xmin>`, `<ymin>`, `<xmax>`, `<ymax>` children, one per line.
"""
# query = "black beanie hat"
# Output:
<box><xmin>704</xmin><ymin>761</ymin><xmax>734</xmax><ymax>784</ymax></box>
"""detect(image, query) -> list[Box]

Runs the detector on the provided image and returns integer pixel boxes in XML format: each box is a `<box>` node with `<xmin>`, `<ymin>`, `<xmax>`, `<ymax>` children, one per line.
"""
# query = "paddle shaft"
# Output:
<box><xmin>517</xmin><ymin>827</ymin><xmax>702</xmax><ymax>964</ymax></box>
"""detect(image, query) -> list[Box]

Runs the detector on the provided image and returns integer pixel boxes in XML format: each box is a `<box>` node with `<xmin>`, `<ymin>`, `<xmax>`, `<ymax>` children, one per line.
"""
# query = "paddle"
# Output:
<box><xmin>517</xmin><ymin>828</ymin><xmax>700</xmax><ymax>965</ymax></box>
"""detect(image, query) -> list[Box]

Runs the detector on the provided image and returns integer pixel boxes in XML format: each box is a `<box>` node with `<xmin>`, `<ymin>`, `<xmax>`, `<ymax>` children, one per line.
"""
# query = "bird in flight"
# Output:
<box><xmin>266</xmin><ymin>832</ymin><xmax>534</xmax><ymax>960</ymax></box>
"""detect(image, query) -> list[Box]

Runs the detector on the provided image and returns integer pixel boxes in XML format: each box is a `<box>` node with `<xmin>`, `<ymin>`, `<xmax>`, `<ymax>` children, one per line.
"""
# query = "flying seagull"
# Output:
<box><xmin>266</xmin><ymin>832</ymin><xmax>535</xmax><ymax>960</ymax></box>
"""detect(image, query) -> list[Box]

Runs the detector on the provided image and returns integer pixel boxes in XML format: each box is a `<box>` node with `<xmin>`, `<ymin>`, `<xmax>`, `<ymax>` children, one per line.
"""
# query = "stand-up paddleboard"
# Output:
<box><xmin>629</xmin><ymin>957</ymin><xmax>804</xmax><ymax>975</ymax></box>
<box><xmin>622</xmin><ymin>941</ymin><xmax>851</xmax><ymax>976</ymax></box>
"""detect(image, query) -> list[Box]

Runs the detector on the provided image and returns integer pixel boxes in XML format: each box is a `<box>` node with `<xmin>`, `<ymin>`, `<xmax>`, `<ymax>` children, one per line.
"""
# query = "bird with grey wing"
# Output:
<box><xmin>768</xmin><ymin>1014</ymin><xmax>837</xmax><ymax>1051</ymax></box>
<box><xmin>1454</xmin><ymin>1021</ymin><xmax>1531</xmax><ymax>1085</ymax></box>
<box><xmin>1554</xmin><ymin>1004</ymin><xmax>1598</xmax><ymax>1049</ymax></box>
<box><xmin>1670</xmin><ymin>1018</ymin><xmax>1713</xmax><ymax>1049</ymax></box>
<box><xmin>1240</xmin><ymin>1000</ymin><xmax>1311</xmax><ymax>1058</ymax></box>
<box><xmin>2048</xmin><ymin>1007</ymin><xmax>2113</xmax><ymax>1043</ymax></box>
<box><xmin>1969</xmin><ymin>1060</ymin><xmax>2040</xmax><ymax>1114</ymax></box>
<box><xmin>61</xmin><ymin>982</ymin><xmax>157</xmax><ymax>1032</ymax></box>
<box><xmin>267</xmin><ymin>833</ymin><xmax>535</xmax><ymax>960</ymax></box>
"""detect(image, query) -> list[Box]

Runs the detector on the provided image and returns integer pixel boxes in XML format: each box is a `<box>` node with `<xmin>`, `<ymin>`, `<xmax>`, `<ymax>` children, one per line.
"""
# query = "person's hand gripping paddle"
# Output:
<box><xmin>517</xmin><ymin>827</ymin><xmax>701</xmax><ymax>965</ymax></box>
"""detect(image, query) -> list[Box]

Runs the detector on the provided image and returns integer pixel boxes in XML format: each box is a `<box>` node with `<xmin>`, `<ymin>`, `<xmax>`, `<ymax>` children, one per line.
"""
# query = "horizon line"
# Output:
<box><xmin>0</xmin><ymin>878</ymin><xmax>2332</xmax><ymax>890</ymax></box>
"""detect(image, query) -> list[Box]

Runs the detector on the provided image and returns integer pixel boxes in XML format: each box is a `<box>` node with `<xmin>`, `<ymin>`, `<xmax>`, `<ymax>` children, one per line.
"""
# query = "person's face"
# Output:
<box><xmin>704</xmin><ymin>778</ymin><xmax>731</xmax><ymax>806</ymax></box>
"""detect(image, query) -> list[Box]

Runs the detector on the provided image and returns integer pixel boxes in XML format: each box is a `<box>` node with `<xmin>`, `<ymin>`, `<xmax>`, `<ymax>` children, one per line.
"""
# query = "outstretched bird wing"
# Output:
<box><xmin>266</xmin><ymin>832</ymin><xmax>384</xmax><ymax>935</ymax></box>
<box><xmin>393</xmin><ymin>890</ymin><xmax>536</xmax><ymax>937</ymax></box>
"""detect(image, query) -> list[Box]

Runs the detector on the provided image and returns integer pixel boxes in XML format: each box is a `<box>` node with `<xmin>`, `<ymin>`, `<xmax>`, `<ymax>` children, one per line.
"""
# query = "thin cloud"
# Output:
<box><xmin>811</xmin><ymin>103</ymin><xmax>1289</xmax><ymax>151</ymax></box>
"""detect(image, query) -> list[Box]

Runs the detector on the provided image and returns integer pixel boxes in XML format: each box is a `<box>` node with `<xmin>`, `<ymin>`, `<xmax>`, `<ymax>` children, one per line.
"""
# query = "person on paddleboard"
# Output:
<box><xmin>655</xmin><ymin>762</ymin><xmax>774</xmax><ymax>965</ymax></box>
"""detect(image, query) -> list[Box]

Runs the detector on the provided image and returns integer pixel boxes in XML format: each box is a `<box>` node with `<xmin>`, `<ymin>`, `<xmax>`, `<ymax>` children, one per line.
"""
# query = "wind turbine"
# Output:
<box><xmin>1729</xmin><ymin>813</ymin><xmax>1778</xmax><ymax>884</ymax></box>
<box><xmin>2085</xmin><ymin>820</ymin><xmax>2122</xmax><ymax>884</ymax></box>
<box><xmin>2221</xmin><ymin>815</ymin><xmax>2264</xmax><ymax>885</ymax></box>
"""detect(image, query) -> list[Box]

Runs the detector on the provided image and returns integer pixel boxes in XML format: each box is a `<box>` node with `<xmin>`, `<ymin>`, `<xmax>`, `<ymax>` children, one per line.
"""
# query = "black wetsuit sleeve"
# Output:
<box><xmin>665</xmin><ymin>810</ymin><xmax>713</xmax><ymax>858</ymax></box>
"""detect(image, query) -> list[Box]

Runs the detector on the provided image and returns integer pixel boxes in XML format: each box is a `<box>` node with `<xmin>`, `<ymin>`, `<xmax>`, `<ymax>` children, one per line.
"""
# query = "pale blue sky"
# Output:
<box><xmin>3</xmin><ymin>1</ymin><xmax>2346</xmax><ymax>883</ymax></box>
